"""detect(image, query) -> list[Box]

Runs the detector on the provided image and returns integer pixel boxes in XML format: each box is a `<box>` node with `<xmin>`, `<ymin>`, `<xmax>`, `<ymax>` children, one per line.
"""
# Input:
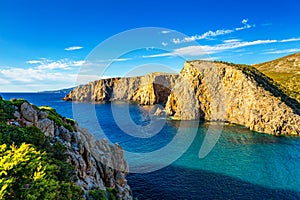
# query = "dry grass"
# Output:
<box><xmin>254</xmin><ymin>52</ymin><xmax>300</xmax><ymax>102</ymax></box>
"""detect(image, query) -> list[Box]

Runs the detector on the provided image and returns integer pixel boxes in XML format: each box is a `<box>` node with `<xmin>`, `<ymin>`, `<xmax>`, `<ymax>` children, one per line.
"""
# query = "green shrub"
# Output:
<box><xmin>0</xmin><ymin>123</ymin><xmax>80</xmax><ymax>193</ymax></box>
<box><xmin>0</xmin><ymin>99</ymin><xmax>16</xmax><ymax>122</ymax></box>
<box><xmin>64</xmin><ymin>123</ymin><xmax>74</xmax><ymax>132</ymax></box>
<box><xmin>9</xmin><ymin>98</ymin><xmax>27</xmax><ymax>108</ymax></box>
<box><xmin>39</xmin><ymin>106</ymin><xmax>75</xmax><ymax>132</ymax></box>
<box><xmin>107</xmin><ymin>188</ymin><xmax>118</xmax><ymax>200</ymax></box>
<box><xmin>88</xmin><ymin>189</ymin><xmax>107</xmax><ymax>200</ymax></box>
<box><xmin>0</xmin><ymin>99</ymin><xmax>84</xmax><ymax>199</ymax></box>
<box><xmin>0</xmin><ymin>143</ymin><xmax>84</xmax><ymax>200</ymax></box>
<box><xmin>66</xmin><ymin>118</ymin><xmax>76</xmax><ymax>126</ymax></box>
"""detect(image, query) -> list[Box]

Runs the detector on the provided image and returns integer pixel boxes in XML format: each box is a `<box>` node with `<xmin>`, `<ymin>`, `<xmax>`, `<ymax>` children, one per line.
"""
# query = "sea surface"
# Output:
<box><xmin>1</xmin><ymin>92</ymin><xmax>300</xmax><ymax>199</ymax></box>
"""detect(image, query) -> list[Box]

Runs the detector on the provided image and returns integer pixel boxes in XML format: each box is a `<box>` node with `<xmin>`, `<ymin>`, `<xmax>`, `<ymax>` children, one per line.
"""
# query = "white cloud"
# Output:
<box><xmin>161</xmin><ymin>30</ymin><xmax>171</xmax><ymax>34</ymax></box>
<box><xmin>172</xmin><ymin>39</ymin><xmax>277</xmax><ymax>56</ymax></box>
<box><xmin>235</xmin><ymin>18</ymin><xmax>253</xmax><ymax>31</ymax></box>
<box><xmin>162</xmin><ymin>42</ymin><xmax>168</xmax><ymax>46</ymax></box>
<box><xmin>0</xmin><ymin>58</ymin><xmax>86</xmax><ymax>92</ymax></box>
<box><xmin>26</xmin><ymin>60</ymin><xmax>43</xmax><ymax>64</ymax></box>
<box><xmin>64</xmin><ymin>46</ymin><xmax>83</xmax><ymax>51</ymax></box>
<box><xmin>242</xmin><ymin>19</ymin><xmax>248</xmax><ymax>24</ymax></box>
<box><xmin>263</xmin><ymin>48</ymin><xmax>300</xmax><ymax>54</ymax></box>
<box><xmin>159</xmin><ymin>36</ymin><xmax>300</xmax><ymax>57</ymax></box>
<box><xmin>173</xmin><ymin>29</ymin><xmax>234</xmax><ymax>44</ymax></box>
<box><xmin>142</xmin><ymin>52</ymin><xmax>173</xmax><ymax>58</ymax></box>
<box><xmin>0</xmin><ymin>67</ymin><xmax>77</xmax><ymax>83</ymax></box>
<box><xmin>26</xmin><ymin>58</ymin><xmax>85</xmax><ymax>70</ymax></box>
<box><xmin>112</xmin><ymin>58</ymin><xmax>132</xmax><ymax>62</ymax></box>
<box><xmin>88</xmin><ymin>58</ymin><xmax>132</xmax><ymax>63</ymax></box>
<box><xmin>223</xmin><ymin>39</ymin><xmax>241</xmax><ymax>43</ymax></box>
<box><xmin>172</xmin><ymin>19</ymin><xmax>255</xmax><ymax>44</ymax></box>
<box><xmin>280</xmin><ymin>38</ymin><xmax>300</xmax><ymax>43</ymax></box>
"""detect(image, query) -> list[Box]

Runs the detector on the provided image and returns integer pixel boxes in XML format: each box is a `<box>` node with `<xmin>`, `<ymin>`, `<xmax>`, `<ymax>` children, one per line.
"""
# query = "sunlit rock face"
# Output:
<box><xmin>165</xmin><ymin>61</ymin><xmax>300</xmax><ymax>136</ymax></box>
<box><xmin>63</xmin><ymin>73</ymin><xmax>178</xmax><ymax>105</ymax></box>
<box><xmin>64</xmin><ymin>60</ymin><xmax>300</xmax><ymax>136</ymax></box>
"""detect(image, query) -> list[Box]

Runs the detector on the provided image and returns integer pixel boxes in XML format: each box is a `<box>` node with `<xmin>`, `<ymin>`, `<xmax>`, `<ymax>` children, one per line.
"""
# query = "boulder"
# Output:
<box><xmin>20</xmin><ymin>102</ymin><xmax>38</xmax><ymax>124</ymax></box>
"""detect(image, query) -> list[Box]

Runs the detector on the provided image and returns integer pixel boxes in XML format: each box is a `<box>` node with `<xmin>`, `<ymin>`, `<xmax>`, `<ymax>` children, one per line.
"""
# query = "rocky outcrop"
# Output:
<box><xmin>11</xmin><ymin>102</ymin><xmax>132</xmax><ymax>199</ymax></box>
<box><xmin>165</xmin><ymin>61</ymin><xmax>300</xmax><ymax>136</ymax></box>
<box><xmin>63</xmin><ymin>73</ymin><xmax>178</xmax><ymax>105</ymax></box>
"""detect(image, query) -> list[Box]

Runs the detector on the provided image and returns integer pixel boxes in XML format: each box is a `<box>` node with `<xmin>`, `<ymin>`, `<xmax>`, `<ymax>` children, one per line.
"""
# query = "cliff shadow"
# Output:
<box><xmin>127</xmin><ymin>165</ymin><xmax>300</xmax><ymax>200</ymax></box>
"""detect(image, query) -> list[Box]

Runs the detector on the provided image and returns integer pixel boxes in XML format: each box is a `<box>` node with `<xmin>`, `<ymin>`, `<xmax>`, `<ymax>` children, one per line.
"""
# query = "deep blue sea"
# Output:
<box><xmin>1</xmin><ymin>92</ymin><xmax>300</xmax><ymax>199</ymax></box>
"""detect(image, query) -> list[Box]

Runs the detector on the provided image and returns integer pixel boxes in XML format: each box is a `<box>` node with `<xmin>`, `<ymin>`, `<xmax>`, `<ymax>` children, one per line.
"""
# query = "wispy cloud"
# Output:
<box><xmin>161</xmin><ymin>30</ymin><xmax>171</xmax><ymax>34</ymax></box>
<box><xmin>26</xmin><ymin>60</ymin><xmax>44</xmax><ymax>64</ymax></box>
<box><xmin>142</xmin><ymin>53</ymin><xmax>173</xmax><ymax>59</ymax></box>
<box><xmin>112</xmin><ymin>58</ymin><xmax>132</xmax><ymax>62</ymax></box>
<box><xmin>223</xmin><ymin>39</ymin><xmax>241</xmax><ymax>43</ymax></box>
<box><xmin>171</xmin><ymin>39</ymin><xmax>276</xmax><ymax>56</ymax></box>
<box><xmin>64</xmin><ymin>46</ymin><xmax>83</xmax><ymax>51</ymax></box>
<box><xmin>0</xmin><ymin>67</ymin><xmax>77</xmax><ymax>83</ymax></box>
<box><xmin>263</xmin><ymin>48</ymin><xmax>300</xmax><ymax>54</ymax></box>
<box><xmin>0</xmin><ymin>58</ymin><xmax>85</xmax><ymax>91</ymax></box>
<box><xmin>280</xmin><ymin>38</ymin><xmax>300</xmax><ymax>43</ymax></box>
<box><xmin>88</xmin><ymin>58</ymin><xmax>132</xmax><ymax>63</ymax></box>
<box><xmin>27</xmin><ymin>58</ymin><xmax>85</xmax><ymax>70</ymax></box>
<box><xmin>144</xmin><ymin>36</ymin><xmax>300</xmax><ymax>58</ymax></box>
<box><xmin>172</xmin><ymin>19</ymin><xmax>255</xmax><ymax>44</ymax></box>
<box><xmin>161</xmin><ymin>42</ymin><xmax>168</xmax><ymax>46</ymax></box>
<box><xmin>235</xmin><ymin>19</ymin><xmax>253</xmax><ymax>31</ymax></box>
<box><xmin>172</xmin><ymin>29</ymin><xmax>234</xmax><ymax>44</ymax></box>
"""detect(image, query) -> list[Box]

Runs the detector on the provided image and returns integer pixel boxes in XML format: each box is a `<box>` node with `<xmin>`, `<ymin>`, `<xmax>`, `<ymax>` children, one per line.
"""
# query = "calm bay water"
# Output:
<box><xmin>1</xmin><ymin>93</ymin><xmax>300</xmax><ymax>199</ymax></box>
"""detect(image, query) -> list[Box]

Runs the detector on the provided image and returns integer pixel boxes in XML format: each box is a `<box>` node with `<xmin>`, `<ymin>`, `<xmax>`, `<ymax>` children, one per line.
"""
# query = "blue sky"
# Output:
<box><xmin>0</xmin><ymin>0</ymin><xmax>299</xmax><ymax>92</ymax></box>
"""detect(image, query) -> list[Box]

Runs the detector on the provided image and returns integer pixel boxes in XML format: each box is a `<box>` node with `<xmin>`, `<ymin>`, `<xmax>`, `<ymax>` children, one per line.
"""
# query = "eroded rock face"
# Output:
<box><xmin>165</xmin><ymin>61</ymin><xmax>300</xmax><ymax>136</ymax></box>
<box><xmin>63</xmin><ymin>73</ymin><xmax>178</xmax><ymax>105</ymax></box>
<box><xmin>20</xmin><ymin>102</ymin><xmax>38</xmax><ymax>124</ymax></box>
<box><xmin>16</xmin><ymin>102</ymin><xmax>132</xmax><ymax>199</ymax></box>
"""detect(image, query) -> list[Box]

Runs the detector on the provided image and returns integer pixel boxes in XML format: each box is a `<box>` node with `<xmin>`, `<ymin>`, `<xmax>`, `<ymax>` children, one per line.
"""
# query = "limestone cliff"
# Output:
<box><xmin>165</xmin><ymin>61</ymin><xmax>300</xmax><ymax>136</ymax></box>
<box><xmin>9</xmin><ymin>101</ymin><xmax>132</xmax><ymax>199</ymax></box>
<box><xmin>63</xmin><ymin>73</ymin><xmax>178</xmax><ymax>105</ymax></box>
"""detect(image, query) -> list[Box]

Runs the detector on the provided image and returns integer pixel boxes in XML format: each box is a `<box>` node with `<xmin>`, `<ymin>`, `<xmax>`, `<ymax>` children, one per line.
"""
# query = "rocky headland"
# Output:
<box><xmin>63</xmin><ymin>60</ymin><xmax>300</xmax><ymax>136</ymax></box>
<box><xmin>3</xmin><ymin>100</ymin><xmax>132</xmax><ymax>199</ymax></box>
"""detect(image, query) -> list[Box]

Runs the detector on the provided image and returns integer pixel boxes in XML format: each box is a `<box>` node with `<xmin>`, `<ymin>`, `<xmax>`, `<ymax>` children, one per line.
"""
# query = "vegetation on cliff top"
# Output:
<box><xmin>213</xmin><ymin>60</ymin><xmax>300</xmax><ymax>114</ymax></box>
<box><xmin>254</xmin><ymin>52</ymin><xmax>300</xmax><ymax>103</ymax></box>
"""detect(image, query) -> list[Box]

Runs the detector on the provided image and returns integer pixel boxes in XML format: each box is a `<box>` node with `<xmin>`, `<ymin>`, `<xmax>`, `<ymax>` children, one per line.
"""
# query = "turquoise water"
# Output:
<box><xmin>1</xmin><ymin>93</ymin><xmax>300</xmax><ymax>199</ymax></box>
